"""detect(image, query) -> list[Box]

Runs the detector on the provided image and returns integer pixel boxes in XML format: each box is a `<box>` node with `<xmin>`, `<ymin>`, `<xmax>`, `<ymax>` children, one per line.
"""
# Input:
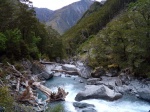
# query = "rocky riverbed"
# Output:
<box><xmin>44</xmin><ymin>60</ymin><xmax>150</xmax><ymax>112</ymax></box>
<box><xmin>1</xmin><ymin>59</ymin><xmax>150</xmax><ymax>112</ymax></box>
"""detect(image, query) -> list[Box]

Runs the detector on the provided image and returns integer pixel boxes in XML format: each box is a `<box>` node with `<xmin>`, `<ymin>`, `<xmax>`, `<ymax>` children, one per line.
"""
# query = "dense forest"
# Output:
<box><xmin>62</xmin><ymin>0</ymin><xmax>150</xmax><ymax>77</ymax></box>
<box><xmin>0</xmin><ymin>0</ymin><xmax>64</xmax><ymax>62</ymax></box>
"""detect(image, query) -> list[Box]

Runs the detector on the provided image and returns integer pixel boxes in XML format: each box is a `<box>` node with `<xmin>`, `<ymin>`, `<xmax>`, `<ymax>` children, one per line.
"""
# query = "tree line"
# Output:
<box><xmin>0</xmin><ymin>0</ymin><xmax>65</xmax><ymax>62</ymax></box>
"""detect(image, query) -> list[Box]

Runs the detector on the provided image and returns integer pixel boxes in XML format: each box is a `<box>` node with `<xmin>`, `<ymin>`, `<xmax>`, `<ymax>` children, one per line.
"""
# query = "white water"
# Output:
<box><xmin>41</xmin><ymin>64</ymin><xmax>150</xmax><ymax>112</ymax></box>
<box><xmin>39</xmin><ymin>76</ymin><xmax>150</xmax><ymax>112</ymax></box>
<box><xmin>62</xmin><ymin>84</ymin><xmax>149</xmax><ymax>112</ymax></box>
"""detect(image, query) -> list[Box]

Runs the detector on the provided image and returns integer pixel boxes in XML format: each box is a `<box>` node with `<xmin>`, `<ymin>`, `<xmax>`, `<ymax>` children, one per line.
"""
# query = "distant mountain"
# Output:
<box><xmin>34</xmin><ymin>7</ymin><xmax>54</xmax><ymax>22</ymax></box>
<box><xmin>45</xmin><ymin>0</ymin><xmax>94</xmax><ymax>34</ymax></box>
<box><xmin>79</xmin><ymin>1</ymin><xmax>103</xmax><ymax>21</ymax></box>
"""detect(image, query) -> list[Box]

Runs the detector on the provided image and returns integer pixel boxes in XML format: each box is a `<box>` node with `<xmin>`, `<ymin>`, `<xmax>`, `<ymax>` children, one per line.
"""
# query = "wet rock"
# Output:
<box><xmin>118</xmin><ymin>73</ymin><xmax>130</xmax><ymax>85</ymax></box>
<box><xmin>136</xmin><ymin>88</ymin><xmax>150</xmax><ymax>102</ymax></box>
<box><xmin>87</xmin><ymin>78</ymin><xmax>102</xmax><ymax>85</ymax></box>
<box><xmin>91</xmin><ymin>67</ymin><xmax>105</xmax><ymax>78</ymax></box>
<box><xmin>75</xmin><ymin>85</ymin><xmax>122</xmax><ymax>101</ymax></box>
<box><xmin>0</xmin><ymin>106</ymin><xmax>5</xmax><ymax>112</ymax></box>
<box><xmin>77</xmin><ymin>63</ymin><xmax>92</xmax><ymax>79</ymax></box>
<box><xmin>81</xmin><ymin>108</ymin><xmax>97</xmax><ymax>112</ymax></box>
<box><xmin>73</xmin><ymin>102</ymin><xmax>94</xmax><ymax>108</ymax></box>
<box><xmin>31</xmin><ymin>62</ymin><xmax>53</xmax><ymax>80</ymax></box>
<box><xmin>62</xmin><ymin>64</ymin><xmax>77</xmax><ymax>72</ymax></box>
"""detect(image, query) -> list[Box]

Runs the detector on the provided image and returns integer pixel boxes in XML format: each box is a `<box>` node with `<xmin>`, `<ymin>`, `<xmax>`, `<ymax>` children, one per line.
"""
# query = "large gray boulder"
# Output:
<box><xmin>75</xmin><ymin>85</ymin><xmax>122</xmax><ymax>101</ymax></box>
<box><xmin>31</xmin><ymin>62</ymin><xmax>53</xmax><ymax>80</ymax></box>
<box><xmin>76</xmin><ymin>62</ymin><xmax>92</xmax><ymax>79</ymax></box>
<box><xmin>136</xmin><ymin>87</ymin><xmax>150</xmax><ymax>102</ymax></box>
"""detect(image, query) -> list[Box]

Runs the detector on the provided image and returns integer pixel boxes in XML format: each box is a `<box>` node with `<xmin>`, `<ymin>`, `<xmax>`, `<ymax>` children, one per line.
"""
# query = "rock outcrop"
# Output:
<box><xmin>75</xmin><ymin>85</ymin><xmax>122</xmax><ymax>101</ymax></box>
<box><xmin>31</xmin><ymin>62</ymin><xmax>53</xmax><ymax>80</ymax></box>
<box><xmin>91</xmin><ymin>67</ymin><xmax>105</xmax><ymax>78</ymax></box>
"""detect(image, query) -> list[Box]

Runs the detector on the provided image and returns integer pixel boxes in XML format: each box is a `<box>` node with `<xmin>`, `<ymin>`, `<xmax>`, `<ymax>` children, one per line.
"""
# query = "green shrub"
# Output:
<box><xmin>0</xmin><ymin>86</ymin><xmax>14</xmax><ymax>112</ymax></box>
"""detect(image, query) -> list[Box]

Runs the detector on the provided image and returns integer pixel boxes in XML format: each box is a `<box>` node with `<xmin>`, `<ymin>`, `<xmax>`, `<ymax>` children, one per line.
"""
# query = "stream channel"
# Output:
<box><xmin>38</xmin><ymin>64</ymin><xmax>150</xmax><ymax>112</ymax></box>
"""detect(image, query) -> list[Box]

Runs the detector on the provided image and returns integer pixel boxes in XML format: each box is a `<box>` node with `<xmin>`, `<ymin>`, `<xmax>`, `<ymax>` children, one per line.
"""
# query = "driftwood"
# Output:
<box><xmin>52</xmin><ymin>69</ymin><xmax>79</xmax><ymax>75</ymax></box>
<box><xmin>16</xmin><ymin>78</ymin><xmax>20</xmax><ymax>91</ymax></box>
<box><xmin>33</xmin><ymin>82</ymin><xmax>68</xmax><ymax>102</ymax></box>
<box><xmin>18</xmin><ymin>86</ymin><xmax>37</xmax><ymax>105</ymax></box>
<box><xmin>7</xmin><ymin>62</ymin><xmax>24</xmax><ymax>78</ymax></box>
<box><xmin>40</xmin><ymin>61</ymin><xmax>56</xmax><ymax>65</ymax></box>
<box><xmin>0</xmin><ymin>79</ymin><xmax>4</xmax><ymax>87</ymax></box>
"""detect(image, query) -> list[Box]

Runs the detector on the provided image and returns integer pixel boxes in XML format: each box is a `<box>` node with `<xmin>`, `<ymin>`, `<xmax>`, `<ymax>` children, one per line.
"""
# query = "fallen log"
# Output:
<box><xmin>7</xmin><ymin>62</ymin><xmax>24</xmax><ymax>78</ymax></box>
<box><xmin>16</xmin><ymin>78</ymin><xmax>20</xmax><ymax>91</ymax></box>
<box><xmin>33</xmin><ymin>82</ymin><xmax>68</xmax><ymax>102</ymax></box>
<box><xmin>40</xmin><ymin>61</ymin><xmax>56</xmax><ymax>64</ymax></box>
<box><xmin>18</xmin><ymin>86</ymin><xmax>37</xmax><ymax>105</ymax></box>
<box><xmin>52</xmin><ymin>69</ymin><xmax>79</xmax><ymax>75</ymax></box>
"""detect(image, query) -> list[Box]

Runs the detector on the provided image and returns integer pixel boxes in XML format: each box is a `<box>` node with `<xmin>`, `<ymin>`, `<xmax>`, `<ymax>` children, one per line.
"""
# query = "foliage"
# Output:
<box><xmin>81</xmin><ymin>0</ymin><xmax>150</xmax><ymax>77</ymax></box>
<box><xmin>0</xmin><ymin>86</ymin><xmax>14</xmax><ymax>112</ymax></box>
<box><xmin>0</xmin><ymin>0</ymin><xmax>64</xmax><ymax>61</ymax></box>
<box><xmin>62</xmin><ymin>0</ymin><xmax>137</xmax><ymax>55</ymax></box>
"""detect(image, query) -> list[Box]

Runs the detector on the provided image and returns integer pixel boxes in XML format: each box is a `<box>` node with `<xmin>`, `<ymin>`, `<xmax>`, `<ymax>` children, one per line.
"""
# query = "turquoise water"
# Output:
<box><xmin>38</xmin><ymin>76</ymin><xmax>150</xmax><ymax>112</ymax></box>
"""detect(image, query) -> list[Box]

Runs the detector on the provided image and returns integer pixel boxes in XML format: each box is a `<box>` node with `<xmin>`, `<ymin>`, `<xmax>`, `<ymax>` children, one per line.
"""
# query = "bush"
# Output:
<box><xmin>0</xmin><ymin>86</ymin><xmax>14</xmax><ymax>112</ymax></box>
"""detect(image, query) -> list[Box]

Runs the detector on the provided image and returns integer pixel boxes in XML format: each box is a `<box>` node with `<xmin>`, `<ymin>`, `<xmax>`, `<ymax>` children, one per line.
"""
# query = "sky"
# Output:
<box><xmin>30</xmin><ymin>0</ymin><xmax>103</xmax><ymax>10</ymax></box>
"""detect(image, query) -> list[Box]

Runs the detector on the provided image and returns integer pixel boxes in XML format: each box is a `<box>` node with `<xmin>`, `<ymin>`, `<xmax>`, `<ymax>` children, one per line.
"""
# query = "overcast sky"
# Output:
<box><xmin>30</xmin><ymin>0</ymin><xmax>102</xmax><ymax>10</ymax></box>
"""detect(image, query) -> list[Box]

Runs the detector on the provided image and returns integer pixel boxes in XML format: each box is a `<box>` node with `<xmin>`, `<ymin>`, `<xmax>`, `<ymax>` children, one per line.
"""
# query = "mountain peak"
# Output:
<box><xmin>44</xmin><ymin>0</ymin><xmax>94</xmax><ymax>34</ymax></box>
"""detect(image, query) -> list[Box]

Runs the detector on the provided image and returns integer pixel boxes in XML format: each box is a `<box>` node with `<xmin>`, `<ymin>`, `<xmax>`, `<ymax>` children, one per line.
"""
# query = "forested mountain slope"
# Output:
<box><xmin>78</xmin><ymin>0</ymin><xmax>150</xmax><ymax>77</ymax></box>
<box><xmin>62</xmin><ymin>0</ymin><xmax>137</xmax><ymax>55</ymax></box>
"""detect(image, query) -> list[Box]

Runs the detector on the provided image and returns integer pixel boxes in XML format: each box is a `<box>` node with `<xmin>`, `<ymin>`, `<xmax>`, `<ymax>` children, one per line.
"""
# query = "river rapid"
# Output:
<box><xmin>38</xmin><ymin>64</ymin><xmax>150</xmax><ymax>112</ymax></box>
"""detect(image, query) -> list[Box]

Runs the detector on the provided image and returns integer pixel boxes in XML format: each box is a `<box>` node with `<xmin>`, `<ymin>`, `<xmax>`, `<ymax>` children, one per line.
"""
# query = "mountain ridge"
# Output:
<box><xmin>35</xmin><ymin>0</ymin><xmax>94</xmax><ymax>34</ymax></box>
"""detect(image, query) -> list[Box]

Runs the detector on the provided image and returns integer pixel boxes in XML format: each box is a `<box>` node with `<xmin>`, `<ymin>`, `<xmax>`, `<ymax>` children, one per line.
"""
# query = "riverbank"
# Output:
<box><xmin>0</xmin><ymin>59</ymin><xmax>150</xmax><ymax>112</ymax></box>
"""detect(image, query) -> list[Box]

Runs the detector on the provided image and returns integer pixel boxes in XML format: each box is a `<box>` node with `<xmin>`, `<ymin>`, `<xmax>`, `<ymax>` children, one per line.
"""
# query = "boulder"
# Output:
<box><xmin>77</xmin><ymin>63</ymin><xmax>92</xmax><ymax>79</ymax></box>
<box><xmin>62</xmin><ymin>64</ymin><xmax>77</xmax><ymax>72</ymax></box>
<box><xmin>87</xmin><ymin>78</ymin><xmax>102</xmax><ymax>85</ymax></box>
<box><xmin>75</xmin><ymin>85</ymin><xmax>122</xmax><ymax>101</ymax></box>
<box><xmin>73</xmin><ymin>102</ymin><xmax>94</xmax><ymax>108</ymax></box>
<box><xmin>81</xmin><ymin>108</ymin><xmax>97</xmax><ymax>112</ymax></box>
<box><xmin>136</xmin><ymin>88</ymin><xmax>150</xmax><ymax>102</ymax></box>
<box><xmin>91</xmin><ymin>67</ymin><xmax>106</xmax><ymax>78</ymax></box>
<box><xmin>31</xmin><ymin>62</ymin><xmax>53</xmax><ymax>80</ymax></box>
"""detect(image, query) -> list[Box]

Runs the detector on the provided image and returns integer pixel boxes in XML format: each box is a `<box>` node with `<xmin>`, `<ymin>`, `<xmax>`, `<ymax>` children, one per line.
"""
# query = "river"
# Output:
<box><xmin>38</xmin><ymin>64</ymin><xmax>150</xmax><ymax>112</ymax></box>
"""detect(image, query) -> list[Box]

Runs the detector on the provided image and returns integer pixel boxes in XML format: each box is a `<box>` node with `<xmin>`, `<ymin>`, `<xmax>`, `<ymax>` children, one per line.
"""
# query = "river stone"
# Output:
<box><xmin>75</xmin><ymin>85</ymin><xmax>122</xmax><ymax>101</ymax></box>
<box><xmin>62</xmin><ymin>64</ymin><xmax>77</xmax><ymax>72</ymax></box>
<box><xmin>73</xmin><ymin>102</ymin><xmax>94</xmax><ymax>108</ymax></box>
<box><xmin>87</xmin><ymin>78</ymin><xmax>102</xmax><ymax>85</ymax></box>
<box><xmin>31</xmin><ymin>62</ymin><xmax>53</xmax><ymax>80</ymax></box>
<box><xmin>136</xmin><ymin>88</ymin><xmax>150</xmax><ymax>102</ymax></box>
<box><xmin>81</xmin><ymin>108</ymin><xmax>97</xmax><ymax>112</ymax></box>
<box><xmin>77</xmin><ymin>66</ymin><xmax>91</xmax><ymax>79</ymax></box>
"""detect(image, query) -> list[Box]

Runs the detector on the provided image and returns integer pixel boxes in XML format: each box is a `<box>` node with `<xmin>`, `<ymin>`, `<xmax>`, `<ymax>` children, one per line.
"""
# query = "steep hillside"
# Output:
<box><xmin>78</xmin><ymin>1</ymin><xmax>103</xmax><ymax>23</ymax></box>
<box><xmin>62</xmin><ymin>0</ymin><xmax>137</xmax><ymax>55</ymax></box>
<box><xmin>34</xmin><ymin>7</ymin><xmax>54</xmax><ymax>22</ymax></box>
<box><xmin>46</xmin><ymin>0</ymin><xmax>94</xmax><ymax>34</ymax></box>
